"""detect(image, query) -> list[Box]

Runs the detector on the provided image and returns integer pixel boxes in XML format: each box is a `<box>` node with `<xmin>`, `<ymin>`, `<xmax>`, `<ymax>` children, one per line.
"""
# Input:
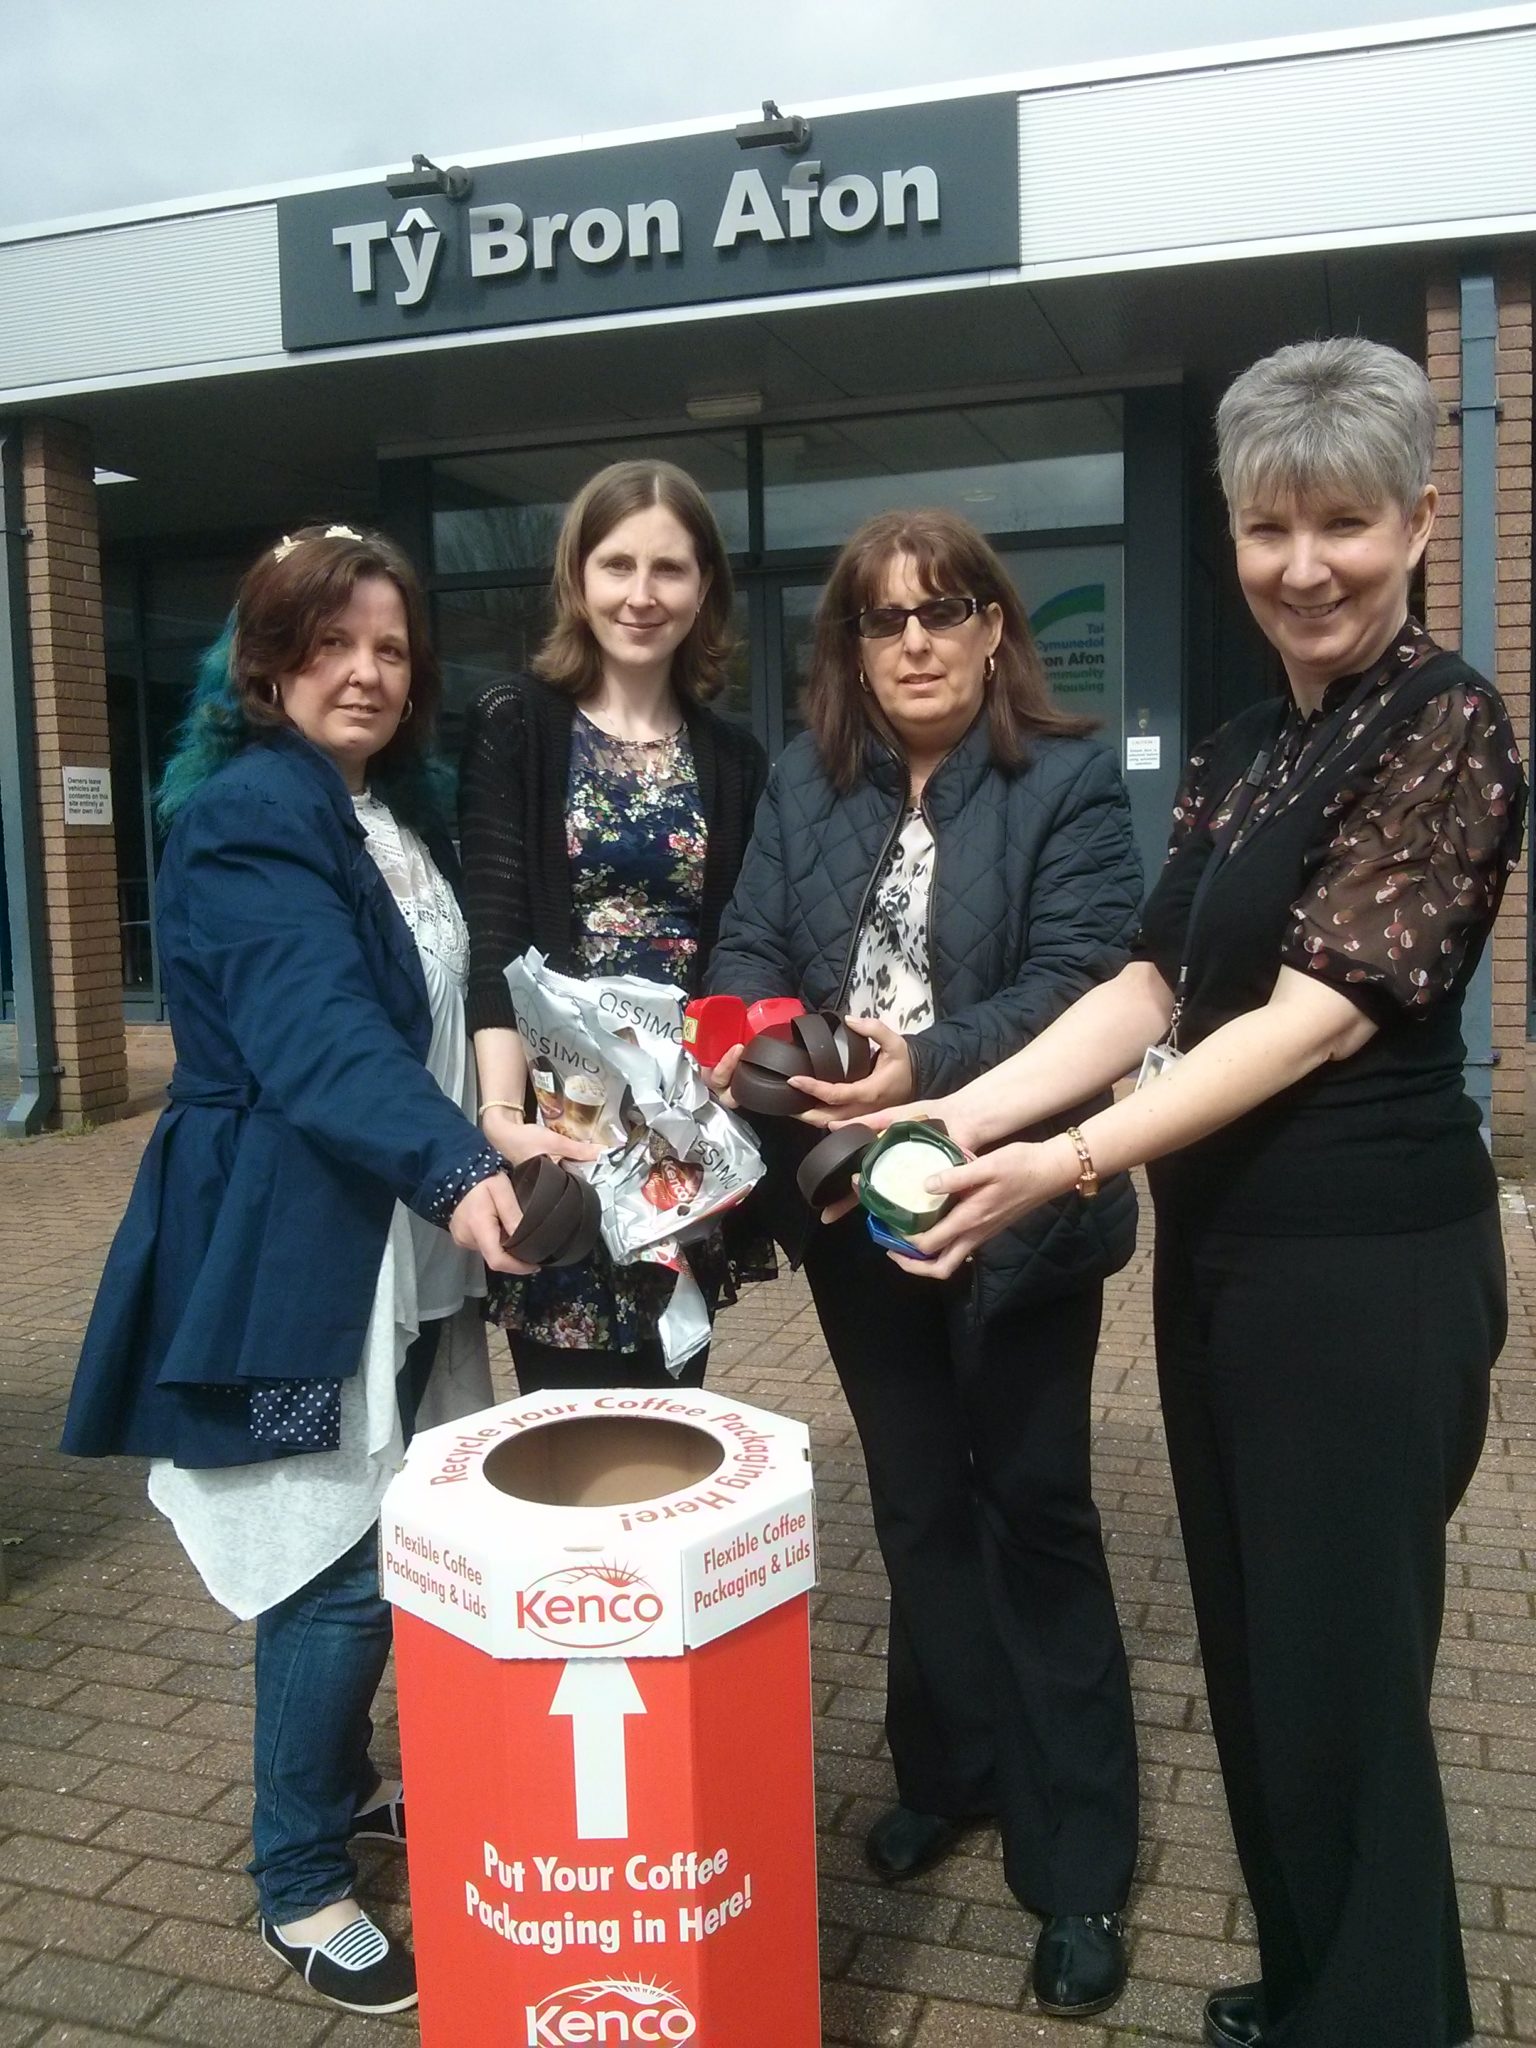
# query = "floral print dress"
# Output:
<box><xmin>493</xmin><ymin>716</ymin><xmax>708</xmax><ymax>1352</ymax></box>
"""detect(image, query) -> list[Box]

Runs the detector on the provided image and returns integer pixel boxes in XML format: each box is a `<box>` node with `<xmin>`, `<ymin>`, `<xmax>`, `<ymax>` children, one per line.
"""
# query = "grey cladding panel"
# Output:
<box><xmin>0</xmin><ymin>208</ymin><xmax>282</xmax><ymax>393</ymax></box>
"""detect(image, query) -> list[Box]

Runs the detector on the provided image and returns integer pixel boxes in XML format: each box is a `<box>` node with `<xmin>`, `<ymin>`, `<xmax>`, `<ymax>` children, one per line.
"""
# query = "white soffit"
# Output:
<box><xmin>1017</xmin><ymin>28</ymin><xmax>1536</xmax><ymax>271</ymax></box>
<box><xmin>0</xmin><ymin>207</ymin><xmax>281</xmax><ymax>390</ymax></box>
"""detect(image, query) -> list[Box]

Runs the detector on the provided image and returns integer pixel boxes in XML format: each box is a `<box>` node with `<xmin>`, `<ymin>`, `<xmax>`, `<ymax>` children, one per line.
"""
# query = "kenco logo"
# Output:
<box><xmin>526</xmin><ymin>1978</ymin><xmax>696</xmax><ymax>2043</ymax></box>
<box><xmin>515</xmin><ymin>1564</ymin><xmax>664</xmax><ymax>1650</ymax></box>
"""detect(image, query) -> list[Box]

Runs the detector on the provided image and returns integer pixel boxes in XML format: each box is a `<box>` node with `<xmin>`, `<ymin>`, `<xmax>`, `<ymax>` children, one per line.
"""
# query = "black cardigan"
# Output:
<box><xmin>459</xmin><ymin>673</ymin><xmax>769</xmax><ymax>1034</ymax></box>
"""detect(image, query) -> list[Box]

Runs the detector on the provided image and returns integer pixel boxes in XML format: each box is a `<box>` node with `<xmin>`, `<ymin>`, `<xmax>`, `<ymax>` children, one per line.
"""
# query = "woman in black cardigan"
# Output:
<box><xmin>459</xmin><ymin>459</ymin><xmax>767</xmax><ymax>1393</ymax></box>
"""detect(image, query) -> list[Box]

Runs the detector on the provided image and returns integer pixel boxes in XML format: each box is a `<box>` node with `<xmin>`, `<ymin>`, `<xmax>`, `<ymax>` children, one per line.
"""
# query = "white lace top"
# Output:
<box><xmin>845</xmin><ymin>805</ymin><xmax>937</xmax><ymax>1033</ymax></box>
<box><xmin>147</xmin><ymin>792</ymin><xmax>490</xmax><ymax>1619</ymax></box>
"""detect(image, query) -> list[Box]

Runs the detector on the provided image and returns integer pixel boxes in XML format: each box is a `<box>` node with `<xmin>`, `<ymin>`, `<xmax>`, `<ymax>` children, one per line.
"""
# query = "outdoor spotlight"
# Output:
<box><xmin>385</xmin><ymin>154</ymin><xmax>474</xmax><ymax>202</ymax></box>
<box><xmin>734</xmin><ymin>100</ymin><xmax>811</xmax><ymax>154</ymax></box>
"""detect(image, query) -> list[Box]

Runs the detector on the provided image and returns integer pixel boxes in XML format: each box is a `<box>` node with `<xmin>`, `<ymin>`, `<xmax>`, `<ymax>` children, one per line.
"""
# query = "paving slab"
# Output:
<box><xmin>0</xmin><ymin>1056</ymin><xmax>1531</xmax><ymax>2043</ymax></box>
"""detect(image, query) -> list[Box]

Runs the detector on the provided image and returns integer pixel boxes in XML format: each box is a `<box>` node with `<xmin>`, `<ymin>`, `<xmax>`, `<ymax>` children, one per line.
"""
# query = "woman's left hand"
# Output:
<box><xmin>787</xmin><ymin>1018</ymin><xmax>914</xmax><ymax>1129</ymax></box>
<box><xmin>450</xmin><ymin>1173</ymin><xmax>538</xmax><ymax>1275</ymax></box>
<box><xmin>887</xmin><ymin>1140</ymin><xmax>1067</xmax><ymax>1279</ymax></box>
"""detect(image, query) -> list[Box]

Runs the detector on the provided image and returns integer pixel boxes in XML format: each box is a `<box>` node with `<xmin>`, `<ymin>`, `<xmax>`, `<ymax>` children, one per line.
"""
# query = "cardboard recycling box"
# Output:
<box><xmin>381</xmin><ymin>1388</ymin><xmax>821</xmax><ymax>2046</ymax></box>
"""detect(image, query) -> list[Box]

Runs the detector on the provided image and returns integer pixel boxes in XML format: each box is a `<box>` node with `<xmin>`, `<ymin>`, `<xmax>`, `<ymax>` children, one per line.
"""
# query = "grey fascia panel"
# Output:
<box><xmin>1018</xmin><ymin>29</ymin><xmax>1536</xmax><ymax>269</ymax></box>
<box><xmin>0</xmin><ymin>206</ymin><xmax>282</xmax><ymax>392</ymax></box>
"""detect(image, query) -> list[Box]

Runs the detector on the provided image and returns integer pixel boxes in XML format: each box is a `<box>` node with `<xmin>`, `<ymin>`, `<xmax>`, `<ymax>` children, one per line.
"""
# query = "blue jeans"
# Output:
<box><xmin>247</xmin><ymin>1325</ymin><xmax>438</xmax><ymax>1923</ymax></box>
<box><xmin>249</xmin><ymin>1523</ymin><xmax>393</xmax><ymax>1922</ymax></box>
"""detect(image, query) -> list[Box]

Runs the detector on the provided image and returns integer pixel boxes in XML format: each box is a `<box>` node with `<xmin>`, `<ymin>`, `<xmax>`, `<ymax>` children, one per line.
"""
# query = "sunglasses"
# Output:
<box><xmin>850</xmin><ymin>595</ymin><xmax>985</xmax><ymax>640</ymax></box>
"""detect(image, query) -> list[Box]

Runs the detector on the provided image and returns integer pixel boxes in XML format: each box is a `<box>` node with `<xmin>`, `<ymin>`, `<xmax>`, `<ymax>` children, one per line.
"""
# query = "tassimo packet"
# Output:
<box><xmin>503</xmin><ymin>950</ymin><xmax>765</xmax><ymax>1371</ymax></box>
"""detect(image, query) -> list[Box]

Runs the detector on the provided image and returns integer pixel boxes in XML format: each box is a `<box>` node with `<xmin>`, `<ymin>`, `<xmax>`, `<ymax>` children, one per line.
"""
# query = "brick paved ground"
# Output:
<box><xmin>0</xmin><ymin>1054</ymin><xmax>1532</xmax><ymax>2046</ymax></box>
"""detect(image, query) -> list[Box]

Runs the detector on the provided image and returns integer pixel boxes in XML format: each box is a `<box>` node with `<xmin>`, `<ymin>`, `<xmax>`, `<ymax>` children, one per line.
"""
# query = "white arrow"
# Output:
<box><xmin>550</xmin><ymin>1659</ymin><xmax>647</xmax><ymax>1839</ymax></box>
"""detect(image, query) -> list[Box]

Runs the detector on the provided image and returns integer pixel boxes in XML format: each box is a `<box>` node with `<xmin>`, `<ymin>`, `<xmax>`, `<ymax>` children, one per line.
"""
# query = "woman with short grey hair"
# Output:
<box><xmin>850</xmin><ymin>337</ymin><xmax>1525</xmax><ymax>2046</ymax></box>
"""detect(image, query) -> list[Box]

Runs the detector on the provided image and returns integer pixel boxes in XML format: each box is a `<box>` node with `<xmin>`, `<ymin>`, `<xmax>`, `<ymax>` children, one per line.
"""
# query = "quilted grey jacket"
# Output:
<box><xmin>708</xmin><ymin>718</ymin><xmax>1142</xmax><ymax>1324</ymax></box>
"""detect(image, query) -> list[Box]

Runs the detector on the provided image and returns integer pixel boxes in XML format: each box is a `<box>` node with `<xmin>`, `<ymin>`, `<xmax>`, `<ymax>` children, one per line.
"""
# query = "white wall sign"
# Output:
<box><xmin>1125</xmin><ymin>735</ymin><xmax>1162</xmax><ymax>772</ymax></box>
<box><xmin>61</xmin><ymin>766</ymin><xmax>112</xmax><ymax>826</ymax></box>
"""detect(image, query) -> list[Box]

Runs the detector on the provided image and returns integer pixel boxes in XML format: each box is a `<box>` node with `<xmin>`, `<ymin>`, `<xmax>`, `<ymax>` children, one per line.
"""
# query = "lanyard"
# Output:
<box><xmin>1166</xmin><ymin>666</ymin><xmax>1385</xmax><ymax>1049</ymax></box>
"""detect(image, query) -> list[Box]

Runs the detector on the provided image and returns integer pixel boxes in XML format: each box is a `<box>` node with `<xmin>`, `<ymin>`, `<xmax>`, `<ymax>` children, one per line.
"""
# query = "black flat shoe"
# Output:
<box><xmin>863</xmin><ymin>1804</ymin><xmax>964</xmax><ymax>1882</ymax></box>
<box><xmin>1032</xmin><ymin>1911</ymin><xmax>1128</xmax><ymax>2018</ymax></box>
<box><xmin>1204</xmin><ymin>1982</ymin><xmax>1265</xmax><ymax>2047</ymax></box>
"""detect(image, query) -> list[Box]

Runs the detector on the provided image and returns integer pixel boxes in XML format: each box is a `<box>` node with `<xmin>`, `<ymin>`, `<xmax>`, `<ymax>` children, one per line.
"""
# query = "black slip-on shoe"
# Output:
<box><xmin>1032</xmin><ymin>1910</ymin><xmax>1128</xmax><ymax>2018</ymax></box>
<box><xmin>1204</xmin><ymin>1982</ymin><xmax>1265</xmax><ymax>2047</ymax></box>
<box><xmin>864</xmin><ymin>1804</ymin><xmax>965</xmax><ymax>1882</ymax></box>
<box><xmin>261</xmin><ymin>1911</ymin><xmax>417</xmax><ymax>2014</ymax></box>
<box><xmin>350</xmin><ymin>1784</ymin><xmax>406</xmax><ymax>1847</ymax></box>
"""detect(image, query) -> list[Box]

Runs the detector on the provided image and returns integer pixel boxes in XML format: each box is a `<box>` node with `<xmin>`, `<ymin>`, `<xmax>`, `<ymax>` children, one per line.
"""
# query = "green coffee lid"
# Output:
<box><xmin>858</xmin><ymin>1120</ymin><xmax>966</xmax><ymax>1236</ymax></box>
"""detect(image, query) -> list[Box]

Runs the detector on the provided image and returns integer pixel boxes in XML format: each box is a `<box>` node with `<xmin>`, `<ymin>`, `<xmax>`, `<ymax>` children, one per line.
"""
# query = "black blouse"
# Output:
<box><xmin>1135</xmin><ymin>623</ymin><xmax>1526</xmax><ymax>1237</ymax></box>
<box><xmin>1160</xmin><ymin>622</ymin><xmax>1523</xmax><ymax>1020</ymax></box>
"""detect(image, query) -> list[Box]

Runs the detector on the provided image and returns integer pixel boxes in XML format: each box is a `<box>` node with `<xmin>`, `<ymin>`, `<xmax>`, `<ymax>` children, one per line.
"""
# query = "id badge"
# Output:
<box><xmin>1136</xmin><ymin>1041</ymin><xmax>1184</xmax><ymax>1090</ymax></box>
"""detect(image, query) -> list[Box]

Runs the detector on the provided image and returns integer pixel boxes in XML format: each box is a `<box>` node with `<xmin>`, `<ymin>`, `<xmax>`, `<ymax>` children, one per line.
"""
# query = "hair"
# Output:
<box><xmin>1216</xmin><ymin>336</ymin><xmax>1439</xmax><ymax>517</ymax></box>
<box><xmin>156</xmin><ymin>524</ymin><xmax>452</xmax><ymax>834</ymax></box>
<box><xmin>532</xmin><ymin>459</ymin><xmax>736</xmax><ymax>704</ymax></box>
<box><xmin>803</xmin><ymin>508</ymin><xmax>1095</xmax><ymax>792</ymax></box>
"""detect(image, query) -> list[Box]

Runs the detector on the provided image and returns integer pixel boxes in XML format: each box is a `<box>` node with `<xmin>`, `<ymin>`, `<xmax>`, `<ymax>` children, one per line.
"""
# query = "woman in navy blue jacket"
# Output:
<box><xmin>63</xmin><ymin>526</ymin><xmax>529</xmax><ymax>2016</ymax></box>
<box><xmin>707</xmin><ymin>510</ymin><xmax>1143</xmax><ymax>2020</ymax></box>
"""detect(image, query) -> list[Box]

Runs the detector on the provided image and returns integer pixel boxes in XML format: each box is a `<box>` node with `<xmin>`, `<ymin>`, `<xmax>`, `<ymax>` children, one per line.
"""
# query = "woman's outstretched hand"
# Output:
<box><xmin>449</xmin><ymin>1172</ymin><xmax>538</xmax><ymax>1274</ymax></box>
<box><xmin>886</xmin><ymin>1141</ymin><xmax>1067</xmax><ymax>1279</ymax></box>
<box><xmin>853</xmin><ymin>1093</ymin><xmax>987</xmax><ymax>1156</ymax></box>
<box><xmin>787</xmin><ymin>1018</ymin><xmax>913</xmax><ymax>1129</ymax></box>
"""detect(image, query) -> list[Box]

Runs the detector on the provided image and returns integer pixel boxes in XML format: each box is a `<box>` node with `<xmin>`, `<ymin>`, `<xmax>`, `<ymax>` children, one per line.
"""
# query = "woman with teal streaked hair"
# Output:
<box><xmin>63</xmin><ymin>524</ymin><xmax>534</xmax><ymax>2017</ymax></box>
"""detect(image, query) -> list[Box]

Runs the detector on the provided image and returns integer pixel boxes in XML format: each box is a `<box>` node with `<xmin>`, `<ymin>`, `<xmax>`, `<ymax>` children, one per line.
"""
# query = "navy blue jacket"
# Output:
<box><xmin>707</xmin><ymin>721</ymin><xmax>1142</xmax><ymax>1325</ymax></box>
<box><xmin>62</xmin><ymin>733</ymin><xmax>494</xmax><ymax>1468</ymax></box>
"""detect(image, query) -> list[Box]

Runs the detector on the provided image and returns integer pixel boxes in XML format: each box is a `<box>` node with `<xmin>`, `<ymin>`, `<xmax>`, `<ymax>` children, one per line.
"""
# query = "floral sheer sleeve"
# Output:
<box><xmin>1283</xmin><ymin>684</ymin><xmax>1525</xmax><ymax>1013</ymax></box>
<box><xmin>1164</xmin><ymin>745</ymin><xmax>1216</xmax><ymax>858</ymax></box>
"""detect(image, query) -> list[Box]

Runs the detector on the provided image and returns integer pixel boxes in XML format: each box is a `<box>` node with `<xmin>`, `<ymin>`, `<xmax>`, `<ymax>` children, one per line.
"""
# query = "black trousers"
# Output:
<box><xmin>804</xmin><ymin>1213</ymin><xmax>1139</xmax><ymax>1915</ymax></box>
<box><xmin>509</xmin><ymin>1334</ymin><xmax>708</xmax><ymax>1393</ymax></box>
<box><xmin>1155</xmin><ymin>1204</ymin><xmax>1505</xmax><ymax>2048</ymax></box>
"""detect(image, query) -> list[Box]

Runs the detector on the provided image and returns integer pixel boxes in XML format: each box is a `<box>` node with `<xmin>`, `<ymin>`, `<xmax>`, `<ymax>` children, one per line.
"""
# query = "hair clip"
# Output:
<box><xmin>324</xmin><ymin>524</ymin><xmax>364</xmax><ymax>542</ymax></box>
<box><xmin>271</xmin><ymin>535</ymin><xmax>300</xmax><ymax>562</ymax></box>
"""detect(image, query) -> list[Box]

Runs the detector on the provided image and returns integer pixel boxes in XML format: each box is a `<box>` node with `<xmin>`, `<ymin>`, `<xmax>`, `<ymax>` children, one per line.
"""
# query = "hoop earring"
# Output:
<box><xmin>858</xmin><ymin>669</ymin><xmax>872</xmax><ymax>694</ymax></box>
<box><xmin>264</xmin><ymin>681</ymin><xmax>280</xmax><ymax>708</ymax></box>
<box><xmin>400</xmin><ymin>697</ymin><xmax>414</xmax><ymax>723</ymax></box>
<box><xmin>983</xmin><ymin>654</ymin><xmax>996</xmax><ymax>683</ymax></box>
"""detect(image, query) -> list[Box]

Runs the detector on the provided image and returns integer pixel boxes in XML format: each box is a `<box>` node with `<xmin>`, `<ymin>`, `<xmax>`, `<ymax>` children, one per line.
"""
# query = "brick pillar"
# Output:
<box><xmin>22</xmin><ymin>419</ymin><xmax>127</xmax><ymax>1126</ymax></box>
<box><xmin>1426</xmin><ymin>263</ymin><xmax>1533</xmax><ymax>1176</ymax></box>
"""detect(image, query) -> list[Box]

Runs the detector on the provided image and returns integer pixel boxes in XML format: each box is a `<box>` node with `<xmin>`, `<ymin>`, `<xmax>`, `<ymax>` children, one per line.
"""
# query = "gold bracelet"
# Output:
<box><xmin>1065</xmin><ymin>1125</ymin><xmax>1100</xmax><ymax>1199</ymax></box>
<box><xmin>479</xmin><ymin>1101</ymin><xmax>526</xmax><ymax>1123</ymax></box>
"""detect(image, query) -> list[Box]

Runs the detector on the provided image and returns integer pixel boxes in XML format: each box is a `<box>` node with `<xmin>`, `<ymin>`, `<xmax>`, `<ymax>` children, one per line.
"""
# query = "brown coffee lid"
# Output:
<box><xmin>833</xmin><ymin>1018</ymin><xmax>874</xmax><ymax>1083</ymax></box>
<box><xmin>544</xmin><ymin>1175</ymin><xmax>602</xmax><ymax>1265</ymax></box>
<box><xmin>507</xmin><ymin>1157</ymin><xmax>601</xmax><ymax>1266</ymax></box>
<box><xmin>796</xmin><ymin>1123</ymin><xmax>877</xmax><ymax>1209</ymax></box>
<box><xmin>731</xmin><ymin>1064</ymin><xmax>806</xmax><ymax>1117</ymax></box>
<box><xmin>738</xmin><ymin>1030</ymin><xmax>812</xmax><ymax>1080</ymax></box>
<box><xmin>791</xmin><ymin>1010</ymin><xmax>841</xmax><ymax>1083</ymax></box>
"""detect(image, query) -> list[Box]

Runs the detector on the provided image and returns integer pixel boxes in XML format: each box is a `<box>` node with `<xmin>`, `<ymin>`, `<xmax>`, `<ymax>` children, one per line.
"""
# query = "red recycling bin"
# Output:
<box><xmin>381</xmin><ymin>1389</ymin><xmax>821</xmax><ymax>2046</ymax></box>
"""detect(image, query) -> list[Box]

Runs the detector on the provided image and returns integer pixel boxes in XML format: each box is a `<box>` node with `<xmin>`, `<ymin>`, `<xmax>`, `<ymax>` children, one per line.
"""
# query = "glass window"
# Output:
<box><xmin>143</xmin><ymin>557</ymin><xmax>243</xmax><ymax>646</ymax></box>
<box><xmin>432</xmin><ymin>432</ymin><xmax>751</xmax><ymax>577</ymax></box>
<box><xmin>435</xmin><ymin>585</ymin><xmax>552</xmax><ymax>747</ymax></box>
<box><xmin>762</xmin><ymin>398</ymin><xmax>1123</xmax><ymax>551</ymax></box>
<box><xmin>107</xmin><ymin>669</ymin><xmax>153</xmax><ymax>994</ymax></box>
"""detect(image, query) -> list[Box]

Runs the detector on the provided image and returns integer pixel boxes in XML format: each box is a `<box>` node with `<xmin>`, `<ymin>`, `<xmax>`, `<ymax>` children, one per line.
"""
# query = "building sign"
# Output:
<box><xmin>277</xmin><ymin>98</ymin><xmax>1019</xmax><ymax>351</ymax></box>
<box><xmin>1010</xmin><ymin>545</ymin><xmax>1125</xmax><ymax>751</ymax></box>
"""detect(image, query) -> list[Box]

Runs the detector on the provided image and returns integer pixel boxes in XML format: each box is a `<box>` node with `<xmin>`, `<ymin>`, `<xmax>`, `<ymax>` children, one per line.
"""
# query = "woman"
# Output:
<box><xmin>62</xmin><ymin>525</ymin><xmax>531</xmax><ymax>2017</ymax></box>
<box><xmin>864</xmin><ymin>341</ymin><xmax>1526</xmax><ymax>2047</ymax></box>
<box><xmin>706</xmin><ymin>509</ymin><xmax>1144</xmax><ymax>2019</ymax></box>
<box><xmin>459</xmin><ymin>458</ymin><xmax>768</xmax><ymax>1393</ymax></box>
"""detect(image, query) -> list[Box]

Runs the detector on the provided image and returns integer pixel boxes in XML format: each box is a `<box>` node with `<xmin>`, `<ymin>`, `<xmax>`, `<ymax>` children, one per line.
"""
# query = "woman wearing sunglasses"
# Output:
<box><xmin>706</xmin><ymin>508</ymin><xmax>1144</xmax><ymax>2019</ymax></box>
